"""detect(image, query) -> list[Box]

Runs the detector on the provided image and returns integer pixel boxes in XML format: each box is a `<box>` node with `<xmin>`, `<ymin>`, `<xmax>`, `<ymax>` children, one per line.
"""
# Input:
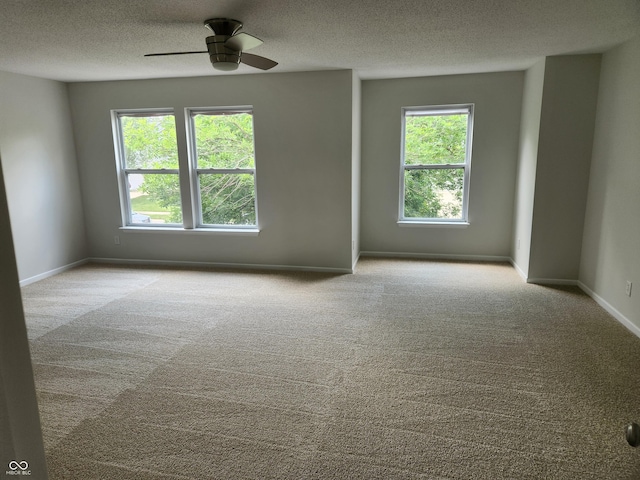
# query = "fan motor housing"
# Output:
<box><xmin>206</xmin><ymin>36</ymin><xmax>240</xmax><ymax>70</ymax></box>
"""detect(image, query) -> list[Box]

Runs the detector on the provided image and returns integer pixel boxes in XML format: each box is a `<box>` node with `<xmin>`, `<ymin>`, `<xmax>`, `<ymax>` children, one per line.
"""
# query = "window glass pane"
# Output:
<box><xmin>128</xmin><ymin>173</ymin><xmax>182</xmax><ymax>224</ymax></box>
<box><xmin>199</xmin><ymin>173</ymin><xmax>256</xmax><ymax>225</ymax></box>
<box><xmin>193</xmin><ymin>113</ymin><xmax>255</xmax><ymax>169</ymax></box>
<box><xmin>404</xmin><ymin>168</ymin><xmax>464</xmax><ymax>219</ymax></box>
<box><xmin>404</xmin><ymin>113</ymin><xmax>468</xmax><ymax>165</ymax></box>
<box><xmin>121</xmin><ymin>115</ymin><xmax>179</xmax><ymax>169</ymax></box>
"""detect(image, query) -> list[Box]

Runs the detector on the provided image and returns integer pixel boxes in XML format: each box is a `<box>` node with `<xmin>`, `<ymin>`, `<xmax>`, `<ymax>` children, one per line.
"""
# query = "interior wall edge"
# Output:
<box><xmin>0</xmin><ymin>160</ymin><xmax>48</xmax><ymax>478</ymax></box>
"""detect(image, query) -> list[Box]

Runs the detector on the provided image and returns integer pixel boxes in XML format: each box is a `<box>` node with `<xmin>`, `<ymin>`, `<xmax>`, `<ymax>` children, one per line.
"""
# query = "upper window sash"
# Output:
<box><xmin>113</xmin><ymin>109</ymin><xmax>174</xmax><ymax>161</ymax></box>
<box><xmin>186</xmin><ymin>106</ymin><xmax>255</xmax><ymax>170</ymax></box>
<box><xmin>113</xmin><ymin>109</ymin><xmax>179</xmax><ymax>169</ymax></box>
<box><xmin>402</xmin><ymin>105</ymin><xmax>473</xmax><ymax>167</ymax></box>
<box><xmin>404</xmin><ymin>107</ymin><xmax>470</xmax><ymax>117</ymax></box>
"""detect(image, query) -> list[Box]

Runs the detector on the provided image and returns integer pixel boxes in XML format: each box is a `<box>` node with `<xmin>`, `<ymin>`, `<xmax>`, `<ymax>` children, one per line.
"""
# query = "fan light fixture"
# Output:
<box><xmin>213</xmin><ymin>61</ymin><xmax>239</xmax><ymax>71</ymax></box>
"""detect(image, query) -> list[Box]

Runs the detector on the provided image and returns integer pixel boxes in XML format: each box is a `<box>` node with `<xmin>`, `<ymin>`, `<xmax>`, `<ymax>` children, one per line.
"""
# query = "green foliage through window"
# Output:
<box><xmin>121</xmin><ymin>115</ymin><xmax>179</xmax><ymax>169</ymax></box>
<box><xmin>404</xmin><ymin>114</ymin><xmax>467</xmax><ymax>166</ymax></box>
<box><xmin>404</xmin><ymin>169</ymin><xmax>464</xmax><ymax>219</ymax></box>
<box><xmin>194</xmin><ymin>114</ymin><xmax>255</xmax><ymax>169</ymax></box>
<box><xmin>199</xmin><ymin>174</ymin><xmax>256</xmax><ymax>225</ymax></box>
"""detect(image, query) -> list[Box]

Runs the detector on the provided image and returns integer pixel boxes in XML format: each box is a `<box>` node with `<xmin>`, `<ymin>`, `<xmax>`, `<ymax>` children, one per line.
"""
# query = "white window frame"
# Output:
<box><xmin>399</xmin><ymin>104</ymin><xmax>474</xmax><ymax>225</ymax></box>
<box><xmin>111</xmin><ymin>108</ymin><xmax>182</xmax><ymax>227</ymax></box>
<box><xmin>111</xmin><ymin>106</ymin><xmax>259</xmax><ymax>233</ymax></box>
<box><xmin>185</xmin><ymin>107</ymin><xmax>258</xmax><ymax>229</ymax></box>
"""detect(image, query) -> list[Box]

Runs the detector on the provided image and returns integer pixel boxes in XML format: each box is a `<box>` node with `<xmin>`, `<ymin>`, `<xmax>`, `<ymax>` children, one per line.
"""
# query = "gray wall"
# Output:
<box><xmin>360</xmin><ymin>72</ymin><xmax>524</xmax><ymax>258</ymax></box>
<box><xmin>68</xmin><ymin>70</ymin><xmax>356</xmax><ymax>272</ymax></box>
<box><xmin>580</xmin><ymin>35</ymin><xmax>640</xmax><ymax>329</ymax></box>
<box><xmin>0</xmin><ymin>162</ymin><xmax>48</xmax><ymax>478</ymax></box>
<box><xmin>528</xmin><ymin>55</ymin><xmax>601</xmax><ymax>282</ymax></box>
<box><xmin>511</xmin><ymin>60</ymin><xmax>546</xmax><ymax>279</ymax></box>
<box><xmin>0</xmin><ymin>71</ymin><xmax>87</xmax><ymax>283</ymax></box>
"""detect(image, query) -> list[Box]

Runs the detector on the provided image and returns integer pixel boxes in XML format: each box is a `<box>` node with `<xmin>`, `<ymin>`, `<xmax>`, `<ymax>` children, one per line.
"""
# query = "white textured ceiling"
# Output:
<box><xmin>1</xmin><ymin>0</ymin><xmax>639</xmax><ymax>82</ymax></box>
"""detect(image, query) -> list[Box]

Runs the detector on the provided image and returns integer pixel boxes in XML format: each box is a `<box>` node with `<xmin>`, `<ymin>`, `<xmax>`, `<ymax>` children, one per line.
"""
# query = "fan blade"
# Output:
<box><xmin>225</xmin><ymin>32</ymin><xmax>263</xmax><ymax>51</ymax></box>
<box><xmin>144</xmin><ymin>51</ymin><xmax>208</xmax><ymax>57</ymax></box>
<box><xmin>241</xmin><ymin>52</ymin><xmax>277</xmax><ymax>70</ymax></box>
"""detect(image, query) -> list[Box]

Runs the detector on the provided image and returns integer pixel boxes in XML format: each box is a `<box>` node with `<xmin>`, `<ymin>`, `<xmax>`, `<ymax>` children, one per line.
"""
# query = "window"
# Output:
<box><xmin>113</xmin><ymin>110</ymin><xmax>182</xmax><ymax>225</ymax></box>
<box><xmin>112</xmin><ymin>107</ymin><xmax>258</xmax><ymax>230</ymax></box>
<box><xmin>400</xmin><ymin>105</ymin><xmax>474</xmax><ymax>223</ymax></box>
<box><xmin>187</xmin><ymin>108</ymin><xmax>257</xmax><ymax>227</ymax></box>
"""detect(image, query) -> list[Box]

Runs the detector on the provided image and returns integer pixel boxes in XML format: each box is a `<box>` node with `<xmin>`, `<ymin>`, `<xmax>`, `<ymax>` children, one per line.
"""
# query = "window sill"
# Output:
<box><xmin>119</xmin><ymin>226</ymin><xmax>260</xmax><ymax>236</ymax></box>
<box><xmin>397</xmin><ymin>221</ymin><xmax>470</xmax><ymax>228</ymax></box>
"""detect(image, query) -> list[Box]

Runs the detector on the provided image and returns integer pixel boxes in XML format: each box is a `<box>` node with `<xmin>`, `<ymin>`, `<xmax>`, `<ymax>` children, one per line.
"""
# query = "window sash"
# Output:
<box><xmin>124</xmin><ymin>171</ymin><xmax>182</xmax><ymax>225</ymax></box>
<box><xmin>196</xmin><ymin>172</ymin><xmax>257</xmax><ymax>227</ymax></box>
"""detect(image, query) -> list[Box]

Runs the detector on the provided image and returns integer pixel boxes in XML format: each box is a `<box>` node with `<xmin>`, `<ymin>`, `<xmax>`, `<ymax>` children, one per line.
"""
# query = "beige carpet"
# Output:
<box><xmin>22</xmin><ymin>258</ymin><xmax>640</xmax><ymax>479</ymax></box>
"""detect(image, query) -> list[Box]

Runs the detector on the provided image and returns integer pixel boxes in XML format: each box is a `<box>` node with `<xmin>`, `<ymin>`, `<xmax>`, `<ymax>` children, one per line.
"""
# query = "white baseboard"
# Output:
<box><xmin>525</xmin><ymin>277</ymin><xmax>578</xmax><ymax>286</ymax></box>
<box><xmin>89</xmin><ymin>257</ymin><xmax>353</xmax><ymax>274</ymax></box>
<box><xmin>360</xmin><ymin>251</ymin><xmax>511</xmax><ymax>263</ymax></box>
<box><xmin>578</xmin><ymin>281</ymin><xmax>640</xmax><ymax>339</ymax></box>
<box><xmin>507</xmin><ymin>258</ymin><xmax>578</xmax><ymax>286</ymax></box>
<box><xmin>509</xmin><ymin>259</ymin><xmax>527</xmax><ymax>282</ymax></box>
<box><xmin>19</xmin><ymin>258</ymin><xmax>89</xmax><ymax>287</ymax></box>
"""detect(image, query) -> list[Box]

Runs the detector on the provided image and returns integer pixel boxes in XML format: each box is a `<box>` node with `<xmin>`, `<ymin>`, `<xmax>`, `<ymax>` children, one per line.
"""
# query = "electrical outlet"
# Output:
<box><xmin>114</xmin><ymin>235</ymin><xmax>120</xmax><ymax>245</ymax></box>
<box><xmin>517</xmin><ymin>238</ymin><xmax>521</xmax><ymax>250</ymax></box>
<box><xmin>626</xmin><ymin>281</ymin><xmax>632</xmax><ymax>297</ymax></box>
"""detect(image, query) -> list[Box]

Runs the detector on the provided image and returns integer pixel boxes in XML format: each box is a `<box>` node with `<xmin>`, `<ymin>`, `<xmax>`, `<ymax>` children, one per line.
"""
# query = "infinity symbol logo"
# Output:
<box><xmin>8</xmin><ymin>461</ymin><xmax>29</xmax><ymax>471</ymax></box>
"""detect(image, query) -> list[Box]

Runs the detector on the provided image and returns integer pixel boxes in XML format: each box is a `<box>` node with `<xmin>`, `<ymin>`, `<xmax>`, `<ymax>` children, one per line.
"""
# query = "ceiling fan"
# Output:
<box><xmin>145</xmin><ymin>18</ymin><xmax>277</xmax><ymax>72</ymax></box>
